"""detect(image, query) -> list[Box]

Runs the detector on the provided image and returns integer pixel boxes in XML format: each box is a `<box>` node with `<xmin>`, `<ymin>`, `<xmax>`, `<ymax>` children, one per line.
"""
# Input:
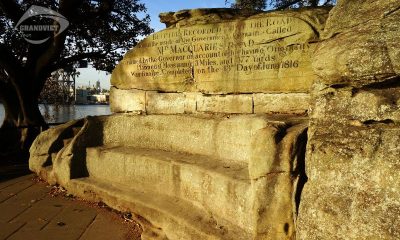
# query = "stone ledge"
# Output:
<box><xmin>110</xmin><ymin>87</ymin><xmax>145</xmax><ymax>113</ymax></box>
<box><xmin>110</xmin><ymin>88</ymin><xmax>310</xmax><ymax>115</ymax></box>
<box><xmin>253</xmin><ymin>93</ymin><xmax>310</xmax><ymax>115</ymax></box>
<box><xmin>196</xmin><ymin>94</ymin><xmax>253</xmax><ymax>114</ymax></box>
<box><xmin>69</xmin><ymin>178</ymin><xmax>249</xmax><ymax>240</ymax></box>
<box><xmin>145</xmin><ymin>92</ymin><xmax>197</xmax><ymax>114</ymax></box>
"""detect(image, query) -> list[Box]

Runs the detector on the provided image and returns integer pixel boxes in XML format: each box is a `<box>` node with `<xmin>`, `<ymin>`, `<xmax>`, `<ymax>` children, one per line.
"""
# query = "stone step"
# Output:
<box><xmin>71</xmin><ymin>177</ymin><xmax>251</xmax><ymax>240</ymax></box>
<box><xmin>85</xmin><ymin>146</ymin><xmax>253</xmax><ymax>231</ymax></box>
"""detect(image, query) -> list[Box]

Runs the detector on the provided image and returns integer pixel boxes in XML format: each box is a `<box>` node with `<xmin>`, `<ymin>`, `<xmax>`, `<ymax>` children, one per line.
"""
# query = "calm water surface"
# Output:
<box><xmin>0</xmin><ymin>104</ymin><xmax>111</xmax><ymax>124</ymax></box>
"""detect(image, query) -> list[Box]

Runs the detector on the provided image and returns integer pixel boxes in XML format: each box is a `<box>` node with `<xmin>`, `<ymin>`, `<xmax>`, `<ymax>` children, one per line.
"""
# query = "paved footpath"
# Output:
<box><xmin>0</xmin><ymin>174</ymin><xmax>142</xmax><ymax>240</ymax></box>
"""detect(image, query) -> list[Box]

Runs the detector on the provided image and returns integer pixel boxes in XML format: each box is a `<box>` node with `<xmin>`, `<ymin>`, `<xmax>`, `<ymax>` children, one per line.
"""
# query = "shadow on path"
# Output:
<box><xmin>0</xmin><ymin>153</ymin><xmax>31</xmax><ymax>183</ymax></box>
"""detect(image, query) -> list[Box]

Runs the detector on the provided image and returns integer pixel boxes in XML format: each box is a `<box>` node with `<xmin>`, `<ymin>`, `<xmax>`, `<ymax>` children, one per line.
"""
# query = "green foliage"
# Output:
<box><xmin>0</xmin><ymin>0</ymin><xmax>153</xmax><ymax>154</ymax></box>
<box><xmin>231</xmin><ymin>0</ymin><xmax>266</xmax><ymax>10</ymax></box>
<box><xmin>0</xmin><ymin>0</ymin><xmax>153</xmax><ymax>74</ymax></box>
<box><xmin>228</xmin><ymin>0</ymin><xmax>336</xmax><ymax>10</ymax></box>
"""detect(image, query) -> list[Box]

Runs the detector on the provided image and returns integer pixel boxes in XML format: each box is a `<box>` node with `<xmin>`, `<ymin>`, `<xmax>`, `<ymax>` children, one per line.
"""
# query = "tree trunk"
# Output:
<box><xmin>0</xmin><ymin>84</ymin><xmax>22</xmax><ymax>156</ymax></box>
<box><xmin>0</xmin><ymin>82</ymin><xmax>21</xmax><ymax>127</ymax></box>
<box><xmin>0</xmin><ymin>75</ymin><xmax>48</xmax><ymax>160</ymax></box>
<box><xmin>19</xmin><ymin>87</ymin><xmax>48</xmax><ymax>152</ymax></box>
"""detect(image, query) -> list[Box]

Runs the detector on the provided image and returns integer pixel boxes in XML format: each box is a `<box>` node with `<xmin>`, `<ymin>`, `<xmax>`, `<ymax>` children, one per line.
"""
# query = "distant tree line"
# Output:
<box><xmin>228</xmin><ymin>0</ymin><xmax>336</xmax><ymax>10</ymax></box>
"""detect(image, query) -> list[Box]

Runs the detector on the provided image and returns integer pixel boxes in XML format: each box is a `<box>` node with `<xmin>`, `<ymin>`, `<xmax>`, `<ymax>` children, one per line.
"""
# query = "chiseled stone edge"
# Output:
<box><xmin>146</xmin><ymin>91</ymin><xmax>198</xmax><ymax>114</ymax></box>
<box><xmin>110</xmin><ymin>86</ymin><xmax>310</xmax><ymax>115</ymax></box>
<box><xmin>253</xmin><ymin>93</ymin><xmax>310</xmax><ymax>115</ymax></box>
<box><xmin>109</xmin><ymin>87</ymin><xmax>146</xmax><ymax>113</ymax></box>
<box><xmin>196</xmin><ymin>94</ymin><xmax>253</xmax><ymax>114</ymax></box>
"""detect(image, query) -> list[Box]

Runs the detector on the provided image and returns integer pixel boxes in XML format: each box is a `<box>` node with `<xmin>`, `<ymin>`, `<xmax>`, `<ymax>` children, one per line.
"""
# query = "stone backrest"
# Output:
<box><xmin>97</xmin><ymin>114</ymin><xmax>283</xmax><ymax>165</ymax></box>
<box><xmin>110</xmin><ymin>8</ymin><xmax>331</xmax><ymax>116</ymax></box>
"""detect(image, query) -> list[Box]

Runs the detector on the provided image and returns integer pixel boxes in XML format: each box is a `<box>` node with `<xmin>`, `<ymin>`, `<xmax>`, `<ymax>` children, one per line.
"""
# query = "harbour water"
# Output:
<box><xmin>0</xmin><ymin>104</ymin><xmax>111</xmax><ymax>124</ymax></box>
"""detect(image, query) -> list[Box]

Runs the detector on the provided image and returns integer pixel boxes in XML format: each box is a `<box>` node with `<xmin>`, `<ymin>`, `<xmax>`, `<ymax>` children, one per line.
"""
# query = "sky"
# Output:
<box><xmin>76</xmin><ymin>0</ymin><xmax>229</xmax><ymax>89</ymax></box>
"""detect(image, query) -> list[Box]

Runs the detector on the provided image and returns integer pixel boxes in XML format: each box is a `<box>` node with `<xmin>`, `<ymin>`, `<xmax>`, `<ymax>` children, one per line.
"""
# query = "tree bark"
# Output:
<box><xmin>17</xmin><ymin>81</ymin><xmax>48</xmax><ymax>151</ymax></box>
<box><xmin>0</xmin><ymin>81</ymin><xmax>21</xmax><ymax>127</ymax></box>
<box><xmin>0</xmin><ymin>74</ymin><xmax>48</xmax><ymax>158</ymax></box>
<box><xmin>0</xmin><ymin>81</ymin><xmax>22</xmax><ymax>156</ymax></box>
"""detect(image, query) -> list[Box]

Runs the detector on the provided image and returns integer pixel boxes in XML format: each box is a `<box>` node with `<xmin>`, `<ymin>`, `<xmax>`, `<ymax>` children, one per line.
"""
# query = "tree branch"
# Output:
<box><xmin>58</xmin><ymin>0</ymin><xmax>85</xmax><ymax>18</ymax></box>
<box><xmin>58</xmin><ymin>0</ymin><xmax>114</xmax><ymax>21</ymax></box>
<box><xmin>0</xmin><ymin>0</ymin><xmax>24</xmax><ymax>23</ymax></box>
<box><xmin>112</xmin><ymin>9</ymin><xmax>138</xmax><ymax>23</ymax></box>
<box><xmin>63</xmin><ymin>0</ymin><xmax>115</xmax><ymax>23</ymax></box>
<box><xmin>0</xmin><ymin>78</ymin><xmax>7</xmax><ymax>95</ymax></box>
<box><xmin>0</xmin><ymin>43</ymin><xmax>23</xmax><ymax>82</ymax></box>
<box><xmin>49</xmin><ymin>51</ymin><xmax>105</xmax><ymax>72</ymax></box>
<box><xmin>31</xmin><ymin>0</ymin><xmax>86</xmax><ymax>78</ymax></box>
<box><xmin>310</xmin><ymin>0</ymin><xmax>319</xmax><ymax>7</ymax></box>
<box><xmin>323</xmin><ymin>0</ymin><xmax>335</xmax><ymax>6</ymax></box>
<box><xmin>25</xmin><ymin>0</ymin><xmax>86</xmax><ymax>95</ymax></box>
<box><xmin>277</xmin><ymin>0</ymin><xmax>303</xmax><ymax>10</ymax></box>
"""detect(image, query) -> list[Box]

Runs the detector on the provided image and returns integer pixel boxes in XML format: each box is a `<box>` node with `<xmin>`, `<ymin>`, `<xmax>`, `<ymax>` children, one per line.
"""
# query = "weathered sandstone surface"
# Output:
<box><xmin>297</xmin><ymin>0</ymin><xmax>400</xmax><ymax>239</ymax></box>
<box><xmin>30</xmin><ymin>2</ymin><xmax>400</xmax><ymax>239</ymax></box>
<box><xmin>30</xmin><ymin>114</ymin><xmax>308</xmax><ymax>239</ymax></box>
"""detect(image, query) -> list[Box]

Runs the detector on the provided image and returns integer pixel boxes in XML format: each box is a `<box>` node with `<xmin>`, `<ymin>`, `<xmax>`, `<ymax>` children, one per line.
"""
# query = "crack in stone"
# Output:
<box><xmin>383</xmin><ymin>5</ymin><xmax>400</xmax><ymax>17</ymax></box>
<box><xmin>362</xmin><ymin>119</ymin><xmax>395</xmax><ymax>125</ymax></box>
<box><xmin>359</xmin><ymin>76</ymin><xmax>400</xmax><ymax>90</ymax></box>
<box><xmin>252</xmin><ymin>171</ymin><xmax>287</xmax><ymax>181</ymax></box>
<box><xmin>258</xmin><ymin>32</ymin><xmax>301</xmax><ymax>45</ymax></box>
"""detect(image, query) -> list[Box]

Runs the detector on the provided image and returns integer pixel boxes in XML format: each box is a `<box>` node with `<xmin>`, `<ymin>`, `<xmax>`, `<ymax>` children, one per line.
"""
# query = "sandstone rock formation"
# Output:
<box><xmin>30</xmin><ymin>114</ymin><xmax>309</xmax><ymax>239</ymax></box>
<box><xmin>111</xmin><ymin>8</ymin><xmax>329</xmax><ymax>94</ymax></box>
<box><xmin>30</xmin><ymin>7</ymin><xmax>330</xmax><ymax>239</ymax></box>
<box><xmin>297</xmin><ymin>0</ymin><xmax>400</xmax><ymax>239</ymax></box>
<box><xmin>29</xmin><ymin>2</ymin><xmax>400</xmax><ymax>239</ymax></box>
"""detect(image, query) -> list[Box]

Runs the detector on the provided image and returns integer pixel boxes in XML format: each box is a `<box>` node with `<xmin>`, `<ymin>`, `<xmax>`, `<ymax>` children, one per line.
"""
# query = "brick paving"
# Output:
<box><xmin>0</xmin><ymin>174</ymin><xmax>142</xmax><ymax>240</ymax></box>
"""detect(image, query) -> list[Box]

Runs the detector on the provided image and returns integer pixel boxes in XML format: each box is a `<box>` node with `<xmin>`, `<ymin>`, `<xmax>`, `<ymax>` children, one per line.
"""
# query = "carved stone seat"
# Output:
<box><xmin>28</xmin><ymin>6</ymin><xmax>332</xmax><ymax>239</ymax></box>
<box><xmin>28</xmin><ymin>2</ymin><xmax>400</xmax><ymax>239</ymax></box>
<box><xmin>30</xmin><ymin>114</ymin><xmax>307</xmax><ymax>239</ymax></box>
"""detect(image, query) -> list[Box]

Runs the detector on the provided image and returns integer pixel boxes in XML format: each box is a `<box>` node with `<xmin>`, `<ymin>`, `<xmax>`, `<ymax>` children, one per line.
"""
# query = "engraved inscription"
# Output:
<box><xmin>114</xmin><ymin>15</ymin><xmax>318</xmax><ymax>93</ymax></box>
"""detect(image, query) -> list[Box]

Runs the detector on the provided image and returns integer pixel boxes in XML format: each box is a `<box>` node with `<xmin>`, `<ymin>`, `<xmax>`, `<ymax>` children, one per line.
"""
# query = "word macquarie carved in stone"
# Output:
<box><xmin>112</xmin><ymin>13</ymin><xmax>321</xmax><ymax>93</ymax></box>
